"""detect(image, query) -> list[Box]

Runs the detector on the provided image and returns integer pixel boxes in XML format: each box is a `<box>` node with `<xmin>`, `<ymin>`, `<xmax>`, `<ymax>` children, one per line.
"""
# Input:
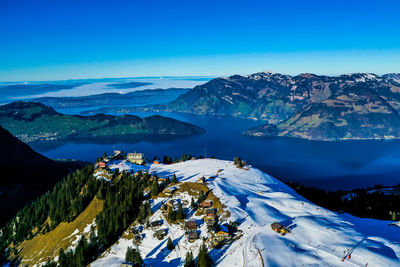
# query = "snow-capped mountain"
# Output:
<box><xmin>94</xmin><ymin>159</ymin><xmax>400</xmax><ymax>266</ymax></box>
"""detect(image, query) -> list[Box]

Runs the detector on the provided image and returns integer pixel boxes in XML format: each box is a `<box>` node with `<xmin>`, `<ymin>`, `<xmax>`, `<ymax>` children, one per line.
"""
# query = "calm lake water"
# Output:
<box><xmin>32</xmin><ymin>111</ymin><xmax>400</xmax><ymax>191</ymax></box>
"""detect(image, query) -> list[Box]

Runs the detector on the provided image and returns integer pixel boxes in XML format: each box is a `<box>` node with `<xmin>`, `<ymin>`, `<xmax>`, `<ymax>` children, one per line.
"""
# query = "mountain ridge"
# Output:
<box><xmin>3</xmin><ymin>158</ymin><xmax>398</xmax><ymax>266</ymax></box>
<box><xmin>0</xmin><ymin>101</ymin><xmax>205</xmax><ymax>143</ymax></box>
<box><xmin>136</xmin><ymin>71</ymin><xmax>400</xmax><ymax>140</ymax></box>
<box><xmin>0</xmin><ymin>125</ymin><xmax>84</xmax><ymax>227</ymax></box>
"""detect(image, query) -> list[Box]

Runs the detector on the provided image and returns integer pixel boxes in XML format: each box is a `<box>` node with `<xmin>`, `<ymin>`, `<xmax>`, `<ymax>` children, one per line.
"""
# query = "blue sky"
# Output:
<box><xmin>0</xmin><ymin>0</ymin><xmax>399</xmax><ymax>81</ymax></box>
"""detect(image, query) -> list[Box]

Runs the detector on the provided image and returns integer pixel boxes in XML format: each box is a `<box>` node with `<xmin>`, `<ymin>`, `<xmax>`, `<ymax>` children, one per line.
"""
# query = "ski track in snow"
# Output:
<box><xmin>91</xmin><ymin>159</ymin><xmax>400</xmax><ymax>266</ymax></box>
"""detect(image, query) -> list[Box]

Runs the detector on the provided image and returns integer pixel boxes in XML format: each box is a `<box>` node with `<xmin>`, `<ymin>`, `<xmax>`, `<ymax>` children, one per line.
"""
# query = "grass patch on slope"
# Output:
<box><xmin>177</xmin><ymin>182</ymin><xmax>230</xmax><ymax>218</ymax></box>
<box><xmin>15</xmin><ymin>197</ymin><xmax>103</xmax><ymax>266</ymax></box>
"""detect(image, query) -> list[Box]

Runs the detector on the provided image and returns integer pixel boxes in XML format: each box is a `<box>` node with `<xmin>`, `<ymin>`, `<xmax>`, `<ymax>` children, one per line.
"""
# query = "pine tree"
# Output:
<box><xmin>177</xmin><ymin>203</ymin><xmax>185</xmax><ymax>220</ymax></box>
<box><xmin>198</xmin><ymin>190</ymin><xmax>206</xmax><ymax>203</ymax></box>
<box><xmin>390</xmin><ymin>211</ymin><xmax>397</xmax><ymax>221</ymax></box>
<box><xmin>167</xmin><ymin>207</ymin><xmax>177</xmax><ymax>221</ymax></box>
<box><xmin>184</xmin><ymin>251</ymin><xmax>195</xmax><ymax>267</ymax></box>
<box><xmin>58</xmin><ymin>248</ymin><xmax>67</xmax><ymax>267</ymax></box>
<box><xmin>125</xmin><ymin>246</ymin><xmax>143</xmax><ymax>265</ymax></box>
<box><xmin>197</xmin><ymin>243</ymin><xmax>212</xmax><ymax>267</ymax></box>
<box><xmin>167</xmin><ymin>237</ymin><xmax>175</xmax><ymax>250</ymax></box>
<box><xmin>190</xmin><ymin>197</ymin><xmax>197</xmax><ymax>209</ymax></box>
<box><xmin>151</xmin><ymin>181</ymin><xmax>160</xmax><ymax>196</ymax></box>
<box><xmin>234</xmin><ymin>156</ymin><xmax>244</xmax><ymax>168</ymax></box>
<box><xmin>172</xmin><ymin>174</ymin><xmax>177</xmax><ymax>184</ymax></box>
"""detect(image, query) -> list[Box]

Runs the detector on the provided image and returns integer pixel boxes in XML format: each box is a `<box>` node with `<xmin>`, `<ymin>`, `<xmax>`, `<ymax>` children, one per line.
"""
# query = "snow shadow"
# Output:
<box><xmin>365</xmin><ymin>239</ymin><xmax>398</xmax><ymax>259</ymax></box>
<box><xmin>234</xmin><ymin>194</ymin><xmax>249</xmax><ymax>208</ymax></box>
<box><xmin>279</xmin><ymin>218</ymin><xmax>297</xmax><ymax>230</ymax></box>
<box><xmin>339</xmin><ymin>213</ymin><xmax>400</xmax><ymax>243</ymax></box>
<box><xmin>245</xmin><ymin>201</ymin><xmax>291</xmax><ymax>224</ymax></box>
<box><xmin>152</xmin><ymin>169</ymin><xmax>179</xmax><ymax>178</ymax></box>
<box><xmin>144</xmin><ymin>253</ymin><xmax>182</xmax><ymax>266</ymax></box>
<box><xmin>209</xmin><ymin>241</ymin><xmax>235</xmax><ymax>265</ymax></box>
<box><xmin>162</xmin><ymin>234</ymin><xmax>185</xmax><ymax>258</ymax></box>
<box><xmin>145</xmin><ymin>237</ymin><xmax>168</xmax><ymax>258</ymax></box>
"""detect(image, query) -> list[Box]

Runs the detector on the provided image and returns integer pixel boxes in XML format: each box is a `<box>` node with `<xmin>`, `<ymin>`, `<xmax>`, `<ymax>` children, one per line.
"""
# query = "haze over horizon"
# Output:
<box><xmin>1</xmin><ymin>0</ymin><xmax>399</xmax><ymax>81</ymax></box>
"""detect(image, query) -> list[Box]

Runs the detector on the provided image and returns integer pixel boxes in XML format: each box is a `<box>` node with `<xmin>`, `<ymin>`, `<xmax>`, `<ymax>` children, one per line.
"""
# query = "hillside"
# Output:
<box><xmin>138</xmin><ymin>71</ymin><xmax>400</xmax><ymax>140</ymax></box>
<box><xmin>3</xmin><ymin>158</ymin><xmax>399</xmax><ymax>266</ymax></box>
<box><xmin>0</xmin><ymin>101</ymin><xmax>205</xmax><ymax>143</ymax></box>
<box><xmin>33</xmin><ymin>88</ymin><xmax>188</xmax><ymax>109</ymax></box>
<box><xmin>0</xmin><ymin>126</ymin><xmax>84</xmax><ymax>227</ymax></box>
<box><xmin>245</xmin><ymin>84</ymin><xmax>400</xmax><ymax>140</ymax></box>
<box><xmin>161</xmin><ymin>72</ymin><xmax>400</xmax><ymax>120</ymax></box>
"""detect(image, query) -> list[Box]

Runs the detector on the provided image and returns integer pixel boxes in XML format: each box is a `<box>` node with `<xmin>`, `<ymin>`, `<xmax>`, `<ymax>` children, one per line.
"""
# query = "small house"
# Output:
<box><xmin>199</xmin><ymin>200</ymin><xmax>213</xmax><ymax>209</ymax></box>
<box><xmin>205</xmin><ymin>208</ymin><xmax>217</xmax><ymax>218</ymax></box>
<box><xmin>150</xmin><ymin>220</ymin><xmax>163</xmax><ymax>229</ymax></box>
<box><xmin>271</xmin><ymin>222</ymin><xmax>283</xmax><ymax>232</ymax></box>
<box><xmin>127</xmin><ymin>152</ymin><xmax>145</xmax><ymax>165</ymax></box>
<box><xmin>97</xmin><ymin>162</ymin><xmax>106</xmax><ymax>168</ymax></box>
<box><xmin>188</xmin><ymin>231</ymin><xmax>199</xmax><ymax>242</ymax></box>
<box><xmin>206</xmin><ymin>219</ymin><xmax>216</xmax><ymax>228</ymax></box>
<box><xmin>154</xmin><ymin>229</ymin><xmax>167</xmax><ymax>240</ymax></box>
<box><xmin>185</xmin><ymin>220</ymin><xmax>197</xmax><ymax>230</ymax></box>
<box><xmin>167</xmin><ymin>199</ymin><xmax>180</xmax><ymax>209</ymax></box>
<box><xmin>158</xmin><ymin>177</ymin><xmax>168</xmax><ymax>183</ymax></box>
<box><xmin>214</xmin><ymin>230</ymin><xmax>229</xmax><ymax>241</ymax></box>
<box><xmin>164</xmin><ymin>186</ymin><xmax>177</xmax><ymax>197</ymax></box>
<box><xmin>134</xmin><ymin>234</ymin><xmax>142</xmax><ymax>244</ymax></box>
<box><xmin>271</xmin><ymin>222</ymin><xmax>289</xmax><ymax>235</ymax></box>
<box><xmin>197</xmin><ymin>176</ymin><xmax>206</xmax><ymax>184</ymax></box>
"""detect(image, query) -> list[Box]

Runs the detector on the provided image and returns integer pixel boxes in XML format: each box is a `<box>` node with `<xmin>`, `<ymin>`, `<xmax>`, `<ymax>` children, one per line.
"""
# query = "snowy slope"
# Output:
<box><xmin>92</xmin><ymin>159</ymin><xmax>400</xmax><ymax>266</ymax></box>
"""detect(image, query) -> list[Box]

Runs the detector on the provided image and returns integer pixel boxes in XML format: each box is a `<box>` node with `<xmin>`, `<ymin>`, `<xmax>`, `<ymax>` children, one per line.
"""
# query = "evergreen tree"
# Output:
<box><xmin>151</xmin><ymin>181</ymin><xmax>160</xmax><ymax>196</ymax></box>
<box><xmin>163</xmin><ymin>156</ymin><xmax>172</xmax><ymax>164</ymax></box>
<box><xmin>58</xmin><ymin>248</ymin><xmax>67</xmax><ymax>267</ymax></box>
<box><xmin>177</xmin><ymin>203</ymin><xmax>185</xmax><ymax>220</ymax></box>
<box><xmin>190</xmin><ymin>197</ymin><xmax>197</xmax><ymax>209</ymax></box>
<box><xmin>167</xmin><ymin>237</ymin><xmax>175</xmax><ymax>250</ymax></box>
<box><xmin>172</xmin><ymin>174</ymin><xmax>177</xmax><ymax>184</ymax></box>
<box><xmin>234</xmin><ymin>157</ymin><xmax>244</xmax><ymax>168</ymax></box>
<box><xmin>167</xmin><ymin>207</ymin><xmax>177</xmax><ymax>221</ymax></box>
<box><xmin>137</xmin><ymin>201</ymin><xmax>151</xmax><ymax>224</ymax></box>
<box><xmin>390</xmin><ymin>211</ymin><xmax>397</xmax><ymax>221</ymax></box>
<box><xmin>184</xmin><ymin>251</ymin><xmax>195</xmax><ymax>267</ymax></box>
<box><xmin>197</xmin><ymin>243</ymin><xmax>212</xmax><ymax>267</ymax></box>
<box><xmin>198</xmin><ymin>190</ymin><xmax>206</xmax><ymax>203</ymax></box>
<box><xmin>125</xmin><ymin>246</ymin><xmax>143</xmax><ymax>265</ymax></box>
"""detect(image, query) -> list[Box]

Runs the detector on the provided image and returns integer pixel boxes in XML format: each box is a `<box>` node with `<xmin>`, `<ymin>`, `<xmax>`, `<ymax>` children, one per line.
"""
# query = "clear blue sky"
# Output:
<box><xmin>0</xmin><ymin>0</ymin><xmax>399</xmax><ymax>81</ymax></box>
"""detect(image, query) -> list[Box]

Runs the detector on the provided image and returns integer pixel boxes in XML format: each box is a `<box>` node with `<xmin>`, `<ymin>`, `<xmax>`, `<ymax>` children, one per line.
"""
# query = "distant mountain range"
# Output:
<box><xmin>34</xmin><ymin>88</ymin><xmax>188</xmax><ymax>109</ymax></box>
<box><xmin>0</xmin><ymin>102</ymin><xmax>205</xmax><ymax>143</ymax></box>
<box><xmin>140</xmin><ymin>72</ymin><xmax>400</xmax><ymax>141</ymax></box>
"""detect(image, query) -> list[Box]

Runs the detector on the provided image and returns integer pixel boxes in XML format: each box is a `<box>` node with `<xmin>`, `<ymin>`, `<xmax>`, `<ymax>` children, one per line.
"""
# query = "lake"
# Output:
<box><xmin>32</xmin><ymin>111</ymin><xmax>400</xmax><ymax>191</ymax></box>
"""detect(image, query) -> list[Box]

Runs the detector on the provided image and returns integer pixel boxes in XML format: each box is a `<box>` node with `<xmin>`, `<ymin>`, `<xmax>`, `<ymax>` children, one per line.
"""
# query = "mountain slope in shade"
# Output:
<box><xmin>0</xmin><ymin>125</ymin><xmax>83</xmax><ymax>227</ymax></box>
<box><xmin>0</xmin><ymin>102</ymin><xmax>205</xmax><ymax>143</ymax></box>
<box><xmin>245</xmin><ymin>84</ymin><xmax>400</xmax><ymax>140</ymax></box>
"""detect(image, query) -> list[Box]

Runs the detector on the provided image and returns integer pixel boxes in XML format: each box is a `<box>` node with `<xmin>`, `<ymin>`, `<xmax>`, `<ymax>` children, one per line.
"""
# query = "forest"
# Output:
<box><xmin>0</xmin><ymin>164</ymin><xmax>155</xmax><ymax>266</ymax></box>
<box><xmin>286</xmin><ymin>182</ymin><xmax>400</xmax><ymax>221</ymax></box>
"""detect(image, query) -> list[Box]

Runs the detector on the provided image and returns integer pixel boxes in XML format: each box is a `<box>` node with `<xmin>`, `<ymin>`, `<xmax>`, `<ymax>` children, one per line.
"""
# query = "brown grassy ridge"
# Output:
<box><xmin>14</xmin><ymin>197</ymin><xmax>103</xmax><ymax>266</ymax></box>
<box><xmin>177</xmin><ymin>182</ymin><xmax>230</xmax><ymax>219</ymax></box>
